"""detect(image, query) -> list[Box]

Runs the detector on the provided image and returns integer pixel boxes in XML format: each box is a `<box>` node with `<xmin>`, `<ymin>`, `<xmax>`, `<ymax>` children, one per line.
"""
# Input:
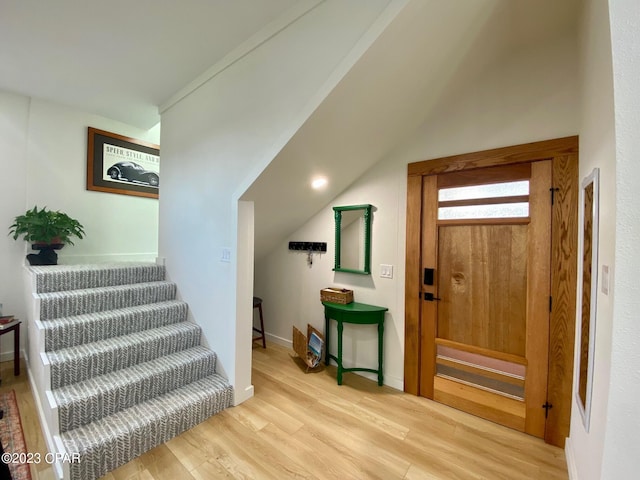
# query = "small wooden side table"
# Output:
<box><xmin>0</xmin><ymin>320</ymin><xmax>20</xmax><ymax>377</ymax></box>
<box><xmin>322</xmin><ymin>301</ymin><xmax>388</xmax><ymax>386</ymax></box>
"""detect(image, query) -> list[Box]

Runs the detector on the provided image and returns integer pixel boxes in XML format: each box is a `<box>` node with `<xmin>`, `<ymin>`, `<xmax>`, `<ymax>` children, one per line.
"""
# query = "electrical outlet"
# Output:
<box><xmin>221</xmin><ymin>248</ymin><xmax>231</xmax><ymax>263</ymax></box>
<box><xmin>380</xmin><ymin>264</ymin><xmax>393</xmax><ymax>279</ymax></box>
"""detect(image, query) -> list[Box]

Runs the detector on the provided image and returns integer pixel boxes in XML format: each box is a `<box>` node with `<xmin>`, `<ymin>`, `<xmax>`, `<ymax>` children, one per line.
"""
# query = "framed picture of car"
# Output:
<box><xmin>86</xmin><ymin>127</ymin><xmax>160</xmax><ymax>199</ymax></box>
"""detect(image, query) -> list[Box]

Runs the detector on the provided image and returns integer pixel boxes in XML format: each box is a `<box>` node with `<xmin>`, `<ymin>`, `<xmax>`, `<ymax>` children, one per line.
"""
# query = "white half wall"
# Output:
<box><xmin>255</xmin><ymin>31</ymin><xmax>579</xmax><ymax>390</ymax></box>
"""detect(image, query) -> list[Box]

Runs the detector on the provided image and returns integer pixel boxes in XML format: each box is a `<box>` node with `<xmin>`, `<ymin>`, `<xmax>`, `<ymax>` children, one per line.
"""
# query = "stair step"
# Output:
<box><xmin>54</xmin><ymin>346</ymin><xmax>217</xmax><ymax>432</ymax></box>
<box><xmin>60</xmin><ymin>374</ymin><xmax>233</xmax><ymax>480</ymax></box>
<box><xmin>38</xmin><ymin>281</ymin><xmax>177</xmax><ymax>320</ymax></box>
<box><xmin>30</xmin><ymin>263</ymin><xmax>233</xmax><ymax>479</ymax></box>
<box><xmin>48</xmin><ymin>322</ymin><xmax>202</xmax><ymax>389</ymax></box>
<box><xmin>31</xmin><ymin>263</ymin><xmax>166</xmax><ymax>293</ymax></box>
<box><xmin>42</xmin><ymin>300</ymin><xmax>188</xmax><ymax>351</ymax></box>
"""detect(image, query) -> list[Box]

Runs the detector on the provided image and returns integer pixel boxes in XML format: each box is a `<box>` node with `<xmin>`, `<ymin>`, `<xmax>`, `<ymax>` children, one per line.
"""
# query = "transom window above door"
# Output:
<box><xmin>438</xmin><ymin>179</ymin><xmax>531</xmax><ymax>220</ymax></box>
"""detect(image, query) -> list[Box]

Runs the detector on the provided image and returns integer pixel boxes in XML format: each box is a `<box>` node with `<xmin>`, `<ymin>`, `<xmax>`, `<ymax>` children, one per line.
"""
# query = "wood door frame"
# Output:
<box><xmin>404</xmin><ymin>136</ymin><xmax>578</xmax><ymax>447</ymax></box>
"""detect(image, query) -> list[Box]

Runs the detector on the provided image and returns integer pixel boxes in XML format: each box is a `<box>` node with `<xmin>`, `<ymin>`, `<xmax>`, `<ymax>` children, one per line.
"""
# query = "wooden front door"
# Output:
<box><xmin>420</xmin><ymin>162</ymin><xmax>551</xmax><ymax>436</ymax></box>
<box><xmin>404</xmin><ymin>137</ymin><xmax>579</xmax><ymax>447</ymax></box>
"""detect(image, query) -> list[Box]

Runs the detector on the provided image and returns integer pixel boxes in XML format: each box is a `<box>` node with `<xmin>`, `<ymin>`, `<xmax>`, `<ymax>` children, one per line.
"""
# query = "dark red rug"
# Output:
<box><xmin>0</xmin><ymin>390</ymin><xmax>32</xmax><ymax>480</ymax></box>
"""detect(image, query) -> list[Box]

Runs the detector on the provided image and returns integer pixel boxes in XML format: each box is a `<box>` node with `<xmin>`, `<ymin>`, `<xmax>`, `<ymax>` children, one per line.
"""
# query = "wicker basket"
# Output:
<box><xmin>320</xmin><ymin>287</ymin><xmax>354</xmax><ymax>304</ymax></box>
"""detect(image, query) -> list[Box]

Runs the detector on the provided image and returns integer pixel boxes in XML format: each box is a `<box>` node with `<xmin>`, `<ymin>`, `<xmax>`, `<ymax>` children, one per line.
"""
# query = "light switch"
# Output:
<box><xmin>380</xmin><ymin>264</ymin><xmax>393</xmax><ymax>279</ymax></box>
<box><xmin>601</xmin><ymin>264</ymin><xmax>609</xmax><ymax>295</ymax></box>
<box><xmin>221</xmin><ymin>248</ymin><xmax>231</xmax><ymax>263</ymax></box>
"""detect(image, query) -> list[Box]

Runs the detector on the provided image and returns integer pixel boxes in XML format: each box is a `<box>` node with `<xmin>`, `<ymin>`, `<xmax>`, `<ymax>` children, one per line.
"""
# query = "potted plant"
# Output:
<box><xmin>9</xmin><ymin>206</ymin><xmax>85</xmax><ymax>265</ymax></box>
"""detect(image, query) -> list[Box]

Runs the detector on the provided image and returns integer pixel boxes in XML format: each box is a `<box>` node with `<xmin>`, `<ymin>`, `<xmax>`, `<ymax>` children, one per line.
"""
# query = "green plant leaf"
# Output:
<box><xmin>8</xmin><ymin>206</ymin><xmax>85</xmax><ymax>245</ymax></box>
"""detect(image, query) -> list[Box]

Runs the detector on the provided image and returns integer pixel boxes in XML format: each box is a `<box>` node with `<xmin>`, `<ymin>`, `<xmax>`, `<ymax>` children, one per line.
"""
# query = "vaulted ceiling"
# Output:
<box><xmin>1</xmin><ymin>0</ymin><xmax>581</xmax><ymax>259</ymax></box>
<box><xmin>243</xmin><ymin>0</ymin><xmax>582</xmax><ymax>258</ymax></box>
<box><xmin>0</xmin><ymin>0</ymin><xmax>297</xmax><ymax>128</ymax></box>
<box><xmin>0</xmin><ymin>0</ymin><xmax>580</xmax><ymax>131</ymax></box>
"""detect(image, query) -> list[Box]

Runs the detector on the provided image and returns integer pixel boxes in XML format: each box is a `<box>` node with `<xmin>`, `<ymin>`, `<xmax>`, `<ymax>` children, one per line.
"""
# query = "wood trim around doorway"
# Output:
<box><xmin>404</xmin><ymin>136</ymin><xmax>578</xmax><ymax>447</ymax></box>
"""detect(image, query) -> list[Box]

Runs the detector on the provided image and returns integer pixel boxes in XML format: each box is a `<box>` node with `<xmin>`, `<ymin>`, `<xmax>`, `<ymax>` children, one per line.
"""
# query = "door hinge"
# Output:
<box><xmin>542</xmin><ymin>402</ymin><xmax>553</xmax><ymax>419</ymax></box>
<box><xmin>550</xmin><ymin>187</ymin><xmax>560</xmax><ymax>205</ymax></box>
<box><xmin>549</xmin><ymin>296</ymin><xmax>553</xmax><ymax>312</ymax></box>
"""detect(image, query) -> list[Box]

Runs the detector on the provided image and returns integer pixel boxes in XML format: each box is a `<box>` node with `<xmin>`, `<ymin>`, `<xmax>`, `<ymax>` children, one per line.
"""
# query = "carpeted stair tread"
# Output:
<box><xmin>48</xmin><ymin>322</ymin><xmax>202</xmax><ymax>389</ymax></box>
<box><xmin>38</xmin><ymin>281</ymin><xmax>177</xmax><ymax>321</ymax></box>
<box><xmin>31</xmin><ymin>263</ymin><xmax>233</xmax><ymax>479</ymax></box>
<box><xmin>60</xmin><ymin>374</ymin><xmax>234</xmax><ymax>480</ymax></box>
<box><xmin>54</xmin><ymin>346</ymin><xmax>217</xmax><ymax>432</ymax></box>
<box><xmin>30</xmin><ymin>263</ymin><xmax>166</xmax><ymax>293</ymax></box>
<box><xmin>42</xmin><ymin>300</ymin><xmax>188</xmax><ymax>351</ymax></box>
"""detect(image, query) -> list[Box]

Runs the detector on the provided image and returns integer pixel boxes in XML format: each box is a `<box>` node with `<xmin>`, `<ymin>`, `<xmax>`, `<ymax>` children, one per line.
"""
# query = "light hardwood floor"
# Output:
<box><xmin>3</xmin><ymin>344</ymin><xmax>568</xmax><ymax>479</ymax></box>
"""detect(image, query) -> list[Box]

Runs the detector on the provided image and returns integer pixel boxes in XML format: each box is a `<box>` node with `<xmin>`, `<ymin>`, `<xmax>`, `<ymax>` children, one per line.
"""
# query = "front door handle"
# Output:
<box><xmin>422</xmin><ymin>292</ymin><xmax>441</xmax><ymax>301</ymax></box>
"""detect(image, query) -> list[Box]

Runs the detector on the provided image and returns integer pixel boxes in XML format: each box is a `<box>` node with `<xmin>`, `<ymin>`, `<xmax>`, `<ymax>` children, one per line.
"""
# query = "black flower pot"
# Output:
<box><xmin>27</xmin><ymin>243</ymin><xmax>64</xmax><ymax>265</ymax></box>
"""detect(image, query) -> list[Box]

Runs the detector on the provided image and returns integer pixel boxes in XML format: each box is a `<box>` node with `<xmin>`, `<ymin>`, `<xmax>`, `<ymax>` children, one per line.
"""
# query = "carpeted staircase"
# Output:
<box><xmin>30</xmin><ymin>263</ymin><xmax>233</xmax><ymax>480</ymax></box>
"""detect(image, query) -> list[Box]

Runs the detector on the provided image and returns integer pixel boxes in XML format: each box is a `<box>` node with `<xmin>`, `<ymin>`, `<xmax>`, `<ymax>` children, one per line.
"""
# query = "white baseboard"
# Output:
<box><xmin>565</xmin><ymin>437</ymin><xmax>579</xmax><ymax>480</ymax></box>
<box><xmin>0</xmin><ymin>350</ymin><xmax>21</xmax><ymax>363</ymax></box>
<box><xmin>265</xmin><ymin>332</ymin><xmax>292</xmax><ymax>348</ymax></box>
<box><xmin>381</xmin><ymin>375</ymin><xmax>403</xmax><ymax>391</ymax></box>
<box><xmin>264</xmin><ymin>333</ymin><xmax>403</xmax><ymax>391</ymax></box>
<box><xmin>234</xmin><ymin>384</ymin><xmax>254</xmax><ymax>406</ymax></box>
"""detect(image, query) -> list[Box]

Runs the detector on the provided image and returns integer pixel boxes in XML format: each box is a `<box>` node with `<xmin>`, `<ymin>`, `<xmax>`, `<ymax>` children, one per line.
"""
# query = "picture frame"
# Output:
<box><xmin>86</xmin><ymin>127</ymin><xmax>160</xmax><ymax>199</ymax></box>
<box><xmin>575</xmin><ymin>167</ymin><xmax>599</xmax><ymax>432</ymax></box>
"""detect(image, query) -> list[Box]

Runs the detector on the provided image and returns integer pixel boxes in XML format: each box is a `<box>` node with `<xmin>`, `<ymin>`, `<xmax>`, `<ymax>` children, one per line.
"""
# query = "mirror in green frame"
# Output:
<box><xmin>333</xmin><ymin>204</ymin><xmax>372</xmax><ymax>275</ymax></box>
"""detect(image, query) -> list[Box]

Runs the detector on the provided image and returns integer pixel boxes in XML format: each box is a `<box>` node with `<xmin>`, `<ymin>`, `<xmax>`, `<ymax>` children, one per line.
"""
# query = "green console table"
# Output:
<box><xmin>322</xmin><ymin>301</ymin><xmax>388</xmax><ymax>386</ymax></box>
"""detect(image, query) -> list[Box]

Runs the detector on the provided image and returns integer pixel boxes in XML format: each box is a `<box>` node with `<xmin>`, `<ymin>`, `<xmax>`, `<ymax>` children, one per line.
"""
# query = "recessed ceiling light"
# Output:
<box><xmin>311</xmin><ymin>177</ymin><xmax>328</xmax><ymax>190</ymax></box>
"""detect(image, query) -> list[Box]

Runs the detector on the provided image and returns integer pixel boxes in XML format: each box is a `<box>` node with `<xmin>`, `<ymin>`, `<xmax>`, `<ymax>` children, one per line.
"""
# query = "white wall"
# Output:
<box><xmin>0</xmin><ymin>91</ymin><xmax>160</xmax><ymax>359</ymax></box>
<box><xmin>0</xmin><ymin>91</ymin><xmax>30</xmax><ymax>360</ymax></box>
<box><xmin>565</xmin><ymin>0</ymin><xmax>617</xmax><ymax>478</ymax></box>
<box><xmin>601</xmin><ymin>0</ymin><xmax>640</xmax><ymax>477</ymax></box>
<box><xmin>256</xmin><ymin>159</ymin><xmax>410</xmax><ymax>389</ymax></box>
<box><xmin>567</xmin><ymin>2</ymin><xmax>640</xmax><ymax>478</ymax></box>
<box><xmin>158</xmin><ymin>0</ymin><xmax>393</xmax><ymax>404</ymax></box>
<box><xmin>255</xmin><ymin>32</ymin><xmax>579</xmax><ymax>390</ymax></box>
<box><xmin>25</xmin><ymin>99</ymin><xmax>160</xmax><ymax>264</ymax></box>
